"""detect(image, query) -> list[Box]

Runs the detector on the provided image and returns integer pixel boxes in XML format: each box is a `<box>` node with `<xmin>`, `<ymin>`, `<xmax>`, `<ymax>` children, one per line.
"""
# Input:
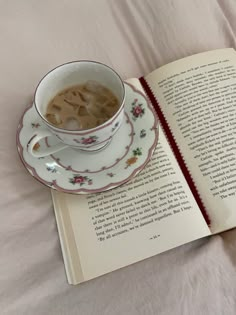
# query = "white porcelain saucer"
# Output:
<box><xmin>17</xmin><ymin>83</ymin><xmax>159</xmax><ymax>194</ymax></box>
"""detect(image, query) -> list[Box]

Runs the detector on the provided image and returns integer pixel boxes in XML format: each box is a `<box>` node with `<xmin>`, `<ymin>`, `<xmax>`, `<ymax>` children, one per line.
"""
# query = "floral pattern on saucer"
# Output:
<box><xmin>131</xmin><ymin>98</ymin><xmax>145</xmax><ymax>120</ymax></box>
<box><xmin>125</xmin><ymin>148</ymin><xmax>142</xmax><ymax>169</ymax></box>
<box><xmin>16</xmin><ymin>82</ymin><xmax>159</xmax><ymax>194</ymax></box>
<box><xmin>69</xmin><ymin>174</ymin><xmax>93</xmax><ymax>186</ymax></box>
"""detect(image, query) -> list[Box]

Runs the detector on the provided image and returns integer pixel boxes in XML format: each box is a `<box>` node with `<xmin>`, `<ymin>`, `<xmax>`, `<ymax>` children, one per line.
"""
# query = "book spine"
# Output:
<box><xmin>139</xmin><ymin>77</ymin><xmax>210</xmax><ymax>226</ymax></box>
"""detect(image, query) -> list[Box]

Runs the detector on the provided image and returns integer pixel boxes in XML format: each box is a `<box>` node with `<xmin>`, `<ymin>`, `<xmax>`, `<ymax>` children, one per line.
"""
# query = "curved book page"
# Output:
<box><xmin>143</xmin><ymin>48</ymin><xmax>236</xmax><ymax>234</ymax></box>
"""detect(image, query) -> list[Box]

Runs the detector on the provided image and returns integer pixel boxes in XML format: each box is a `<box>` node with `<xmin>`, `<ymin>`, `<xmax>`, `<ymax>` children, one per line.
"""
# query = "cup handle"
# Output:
<box><xmin>27</xmin><ymin>129</ymin><xmax>68</xmax><ymax>158</ymax></box>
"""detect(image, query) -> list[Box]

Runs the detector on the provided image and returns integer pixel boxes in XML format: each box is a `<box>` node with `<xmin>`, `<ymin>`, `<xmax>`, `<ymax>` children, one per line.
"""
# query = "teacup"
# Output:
<box><xmin>27</xmin><ymin>61</ymin><xmax>125</xmax><ymax>157</ymax></box>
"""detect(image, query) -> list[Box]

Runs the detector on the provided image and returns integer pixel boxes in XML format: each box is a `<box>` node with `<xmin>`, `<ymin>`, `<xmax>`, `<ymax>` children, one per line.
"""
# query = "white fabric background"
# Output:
<box><xmin>0</xmin><ymin>1</ymin><xmax>236</xmax><ymax>314</ymax></box>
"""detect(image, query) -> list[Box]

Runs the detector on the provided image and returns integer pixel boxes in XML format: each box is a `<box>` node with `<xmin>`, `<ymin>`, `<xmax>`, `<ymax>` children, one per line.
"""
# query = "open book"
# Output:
<box><xmin>51</xmin><ymin>48</ymin><xmax>236</xmax><ymax>284</ymax></box>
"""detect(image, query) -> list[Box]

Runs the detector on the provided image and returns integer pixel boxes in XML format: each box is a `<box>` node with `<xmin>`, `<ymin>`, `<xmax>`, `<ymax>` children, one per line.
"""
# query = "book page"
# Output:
<box><xmin>145</xmin><ymin>48</ymin><xmax>236</xmax><ymax>233</ymax></box>
<box><xmin>52</xmin><ymin>82</ymin><xmax>210</xmax><ymax>283</ymax></box>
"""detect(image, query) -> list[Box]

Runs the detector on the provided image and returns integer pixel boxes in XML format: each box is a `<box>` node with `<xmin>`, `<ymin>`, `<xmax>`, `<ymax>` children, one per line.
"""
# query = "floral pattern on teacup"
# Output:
<box><xmin>111</xmin><ymin>121</ymin><xmax>120</xmax><ymax>132</ymax></box>
<box><xmin>74</xmin><ymin>135</ymin><xmax>98</xmax><ymax>145</ymax></box>
<box><xmin>82</xmin><ymin>136</ymin><xmax>98</xmax><ymax>145</ymax></box>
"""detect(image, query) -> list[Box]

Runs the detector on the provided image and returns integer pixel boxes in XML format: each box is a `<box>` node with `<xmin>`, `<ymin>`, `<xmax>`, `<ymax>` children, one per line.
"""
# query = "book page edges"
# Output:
<box><xmin>51</xmin><ymin>190</ymin><xmax>84</xmax><ymax>285</ymax></box>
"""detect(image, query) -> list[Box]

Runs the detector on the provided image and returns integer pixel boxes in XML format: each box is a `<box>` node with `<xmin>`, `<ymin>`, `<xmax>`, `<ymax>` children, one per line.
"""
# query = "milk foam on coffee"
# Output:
<box><xmin>45</xmin><ymin>80</ymin><xmax>119</xmax><ymax>130</ymax></box>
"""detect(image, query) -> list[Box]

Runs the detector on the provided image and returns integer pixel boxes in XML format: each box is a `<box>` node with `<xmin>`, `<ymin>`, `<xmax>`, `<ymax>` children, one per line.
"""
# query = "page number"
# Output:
<box><xmin>149</xmin><ymin>234</ymin><xmax>160</xmax><ymax>240</ymax></box>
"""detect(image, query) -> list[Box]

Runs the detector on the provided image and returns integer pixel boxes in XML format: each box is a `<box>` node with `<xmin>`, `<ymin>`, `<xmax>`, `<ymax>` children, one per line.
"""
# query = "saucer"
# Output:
<box><xmin>16</xmin><ymin>83</ymin><xmax>159</xmax><ymax>194</ymax></box>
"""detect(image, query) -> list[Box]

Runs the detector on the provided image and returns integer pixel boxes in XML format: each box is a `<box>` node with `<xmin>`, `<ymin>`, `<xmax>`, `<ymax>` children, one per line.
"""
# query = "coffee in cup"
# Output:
<box><xmin>45</xmin><ymin>80</ymin><xmax>120</xmax><ymax>130</ymax></box>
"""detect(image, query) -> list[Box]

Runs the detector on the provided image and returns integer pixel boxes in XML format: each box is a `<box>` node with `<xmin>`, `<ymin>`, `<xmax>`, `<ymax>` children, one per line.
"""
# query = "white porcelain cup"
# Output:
<box><xmin>27</xmin><ymin>61</ymin><xmax>125</xmax><ymax>157</ymax></box>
